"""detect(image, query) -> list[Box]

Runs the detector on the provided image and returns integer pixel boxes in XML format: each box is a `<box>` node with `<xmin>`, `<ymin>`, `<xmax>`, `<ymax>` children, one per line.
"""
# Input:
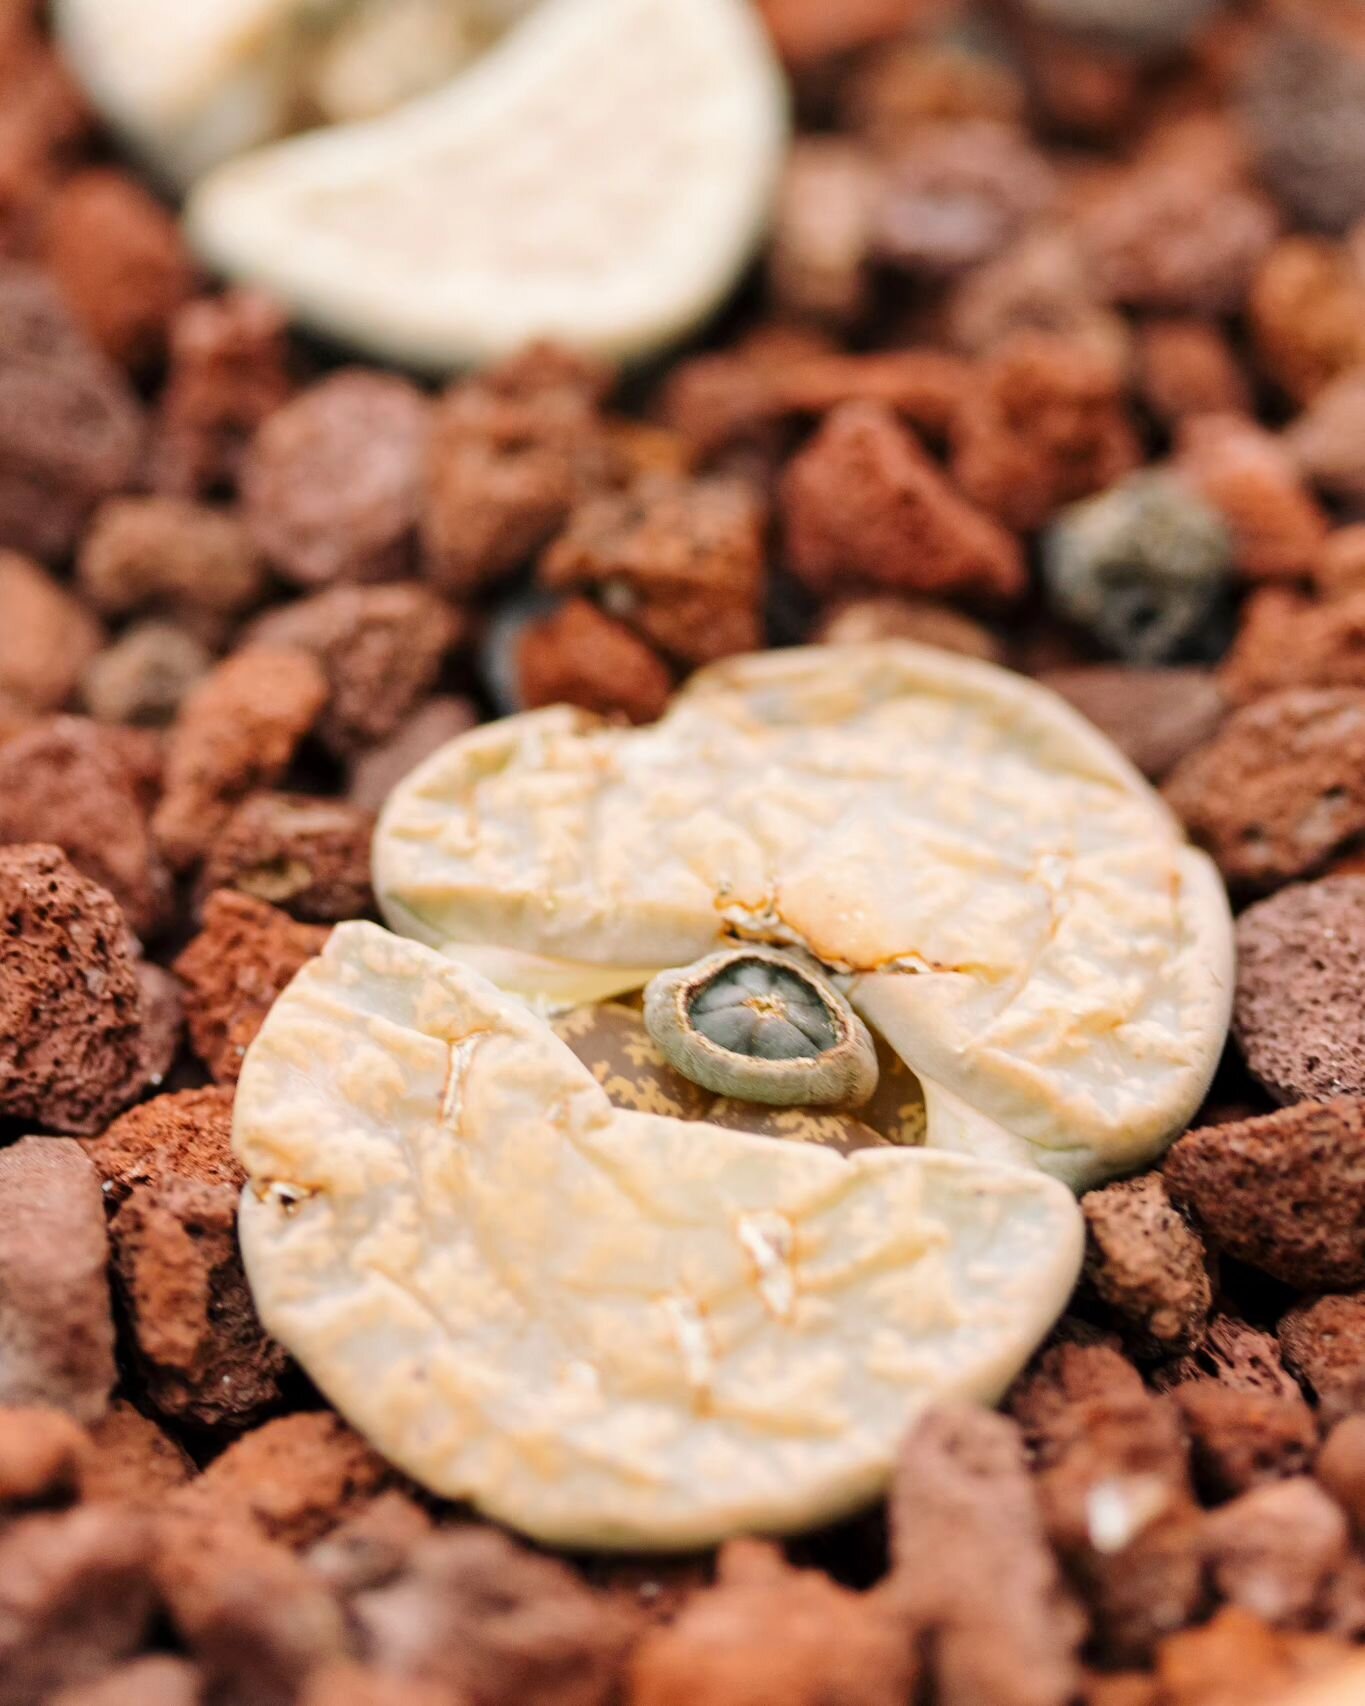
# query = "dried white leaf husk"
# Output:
<box><xmin>181</xmin><ymin>0</ymin><xmax>789</xmax><ymax>366</ymax></box>
<box><xmin>375</xmin><ymin>642</ymin><xmax>1235</xmax><ymax>1191</ymax></box>
<box><xmin>234</xmin><ymin>920</ymin><xmax>1084</xmax><ymax>1549</ymax></box>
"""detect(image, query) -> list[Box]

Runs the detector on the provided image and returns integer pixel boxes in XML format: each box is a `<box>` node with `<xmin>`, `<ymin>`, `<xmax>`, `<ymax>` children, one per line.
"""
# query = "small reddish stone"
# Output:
<box><xmin>198</xmin><ymin>791</ymin><xmax>374</xmax><ymax>923</ymax></box>
<box><xmin>950</xmin><ymin>331</ymin><xmax>1139</xmax><ymax>533</ymax></box>
<box><xmin>1249</xmin><ymin>237</ymin><xmax>1365</xmax><ymax>405</ymax></box>
<box><xmin>0</xmin><ymin>718</ymin><xmax>171</xmax><ymax>939</ymax></box>
<box><xmin>1163</xmin><ymin>688</ymin><xmax>1365</xmax><ymax>893</ymax></box>
<box><xmin>243</xmin><ymin>370</ymin><xmax>432</xmax><ymax>589</ymax></box>
<box><xmin>630</xmin><ymin>1539</ymin><xmax>913</xmax><ymax>1706</ymax></box>
<box><xmin>1164</xmin><ymin>1098</ymin><xmax>1365</xmax><ymax>1290</ymax></box>
<box><xmin>0</xmin><ymin>844</ymin><xmax>151</xmax><ymax>1135</ymax></box>
<box><xmin>175</xmin><ymin>891</ymin><xmax>329</xmax><ymax>1084</ymax></box>
<box><xmin>1081</xmin><ymin>1173</ymin><xmax>1212</xmax><ymax>1357</ymax></box>
<box><xmin>0</xmin><ymin>551</ymin><xmax>103</xmax><ymax>716</ymax></box>
<box><xmin>1041</xmin><ymin>666</ymin><xmax>1226</xmax><ymax>781</ymax></box>
<box><xmin>1280</xmin><ymin>1293</ymin><xmax>1365</xmax><ymax>1426</ymax></box>
<box><xmin>1172</xmin><ymin>1381</ymin><xmax>1318</xmax><ymax>1500</ymax></box>
<box><xmin>149</xmin><ymin>288</ymin><xmax>294</xmax><ymax>498</ymax></box>
<box><xmin>541</xmin><ymin>474</ymin><xmax>766</xmax><ymax>666</ymax></box>
<box><xmin>153</xmin><ymin>648</ymin><xmax>329</xmax><ymax>872</ymax></box>
<box><xmin>172</xmin><ymin>1413</ymin><xmax>391</xmax><ymax>1551</ymax></box>
<box><xmin>1137</xmin><ymin>319</ymin><xmax>1252</xmax><ymax>427</ymax></box>
<box><xmin>245</xmin><ymin>583</ymin><xmax>463</xmax><ymax>758</ymax></box>
<box><xmin>0</xmin><ymin>1138</ymin><xmax>114</xmax><ymax>1424</ymax></box>
<box><xmin>79</xmin><ymin>495</ymin><xmax>265</xmax><ymax>633</ymax></box>
<box><xmin>517</xmin><ymin>598</ymin><xmax>673</xmax><ymax>725</ymax></box>
<box><xmin>1177</xmin><ymin>414</ymin><xmax>1328</xmax><ymax>584</ymax></box>
<box><xmin>42</xmin><ymin>168</ymin><xmax>196</xmax><ymax>370</ymax></box>
<box><xmin>781</xmin><ymin>401</ymin><xmax>1025</xmax><ymax>603</ymax></box>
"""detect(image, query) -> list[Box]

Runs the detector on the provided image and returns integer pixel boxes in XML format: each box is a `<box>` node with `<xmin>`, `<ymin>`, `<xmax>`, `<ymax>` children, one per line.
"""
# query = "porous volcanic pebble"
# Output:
<box><xmin>1164</xmin><ymin>1098</ymin><xmax>1365</xmax><ymax>1290</ymax></box>
<box><xmin>1163</xmin><ymin>688</ymin><xmax>1365</xmax><ymax>893</ymax></box>
<box><xmin>1040</xmin><ymin>665</ymin><xmax>1226</xmax><ymax>781</ymax></box>
<box><xmin>0</xmin><ymin>1137</ymin><xmax>115</xmax><ymax>1422</ymax></box>
<box><xmin>1234</xmin><ymin>877</ymin><xmax>1365</xmax><ymax>1104</ymax></box>
<box><xmin>1081</xmin><ymin>1173</ymin><xmax>1213</xmax><ymax>1356</ymax></box>
<box><xmin>0</xmin><ymin>844</ymin><xmax>150</xmax><ymax>1134</ymax></box>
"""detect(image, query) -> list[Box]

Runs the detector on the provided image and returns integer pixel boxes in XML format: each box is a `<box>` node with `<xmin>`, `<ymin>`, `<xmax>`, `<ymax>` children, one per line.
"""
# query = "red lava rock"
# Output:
<box><xmin>1159</xmin><ymin>1314</ymin><xmax>1306</xmax><ymax>1404</ymax></box>
<box><xmin>48</xmin><ymin>1656</ymin><xmax>204</xmax><ymax>1706</ymax></box>
<box><xmin>82</xmin><ymin>1400</ymin><xmax>194</xmax><ymax>1507</ymax></box>
<box><xmin>156</xmin><ymin>1512</ymin><xmax>347</xmax><ymax>1706</ymax></box>
<box><xmin>1164</xmin><ymin>1098</ymin><xmax>1365</xmax><ymax>1290</ymax></box>
<box><xmin>297</xmin><ymin>1667</ymin><xmax>456</xmax><ymax>1706</ymax></box>
<box><xmin>110</xmin><ymin>1169</ymin><xmax>288</xmax><ymax>1429</ymax></box>
<box><xmin>173</xmin><ymin>1413</ymin><xmax>391</xmax><ymax>1551</ymax></box>
<box><xmin>1040</xmin><ymin>666</ymin><xmax>1227</xmax><ymax>781</ymax></box>
<box><xmin>175</xmin><ymin>891</ymin><xmax>328</xmax><ymax>1084</ymax></box>
<box><xmin>198</xmin><ymin>791</ymin><xmax>375</xmax><ymax>923</ymax></box>
<box><xmin>0</xmin><ymin>1505</ymin><xmax>157</xmax><ymax>1706</ymax></box>
<box><xmin>1137</xmin><ymin>319</ymin><xmax>1253</xmax><ymax>427</ymax></box>
<box><xmin>1203</xmin><ymin>1477</ymin><xmax>1348</xmax><ymax>1627</ymax></box>
<box><xmin>1316</xmin><ymin>1414</ymin><xmax>1365</xmax><ymax>1538</ymax></box>
<box><xmin>874</xmin><ymin>120</ymin><xmax>1056</xmax><ymax>278</ymax></box>
<box><xmin>1242</xmin><ymin>0</ymin><xmax>1365</xmax><ymax>234</ymax></box>
<box><xmin>660</xmin><ymin>341</ymin><xmax>970</xmax><ymax>462</ymax></box>
<box><xmin>813</xmin><ymin>593</ymin><xmax>1003</xmax><ymax>660</ymax></box>
<box><xmin>306</xmin><ymin>1492</ymin><xmax>434</xmax><ymax>1597</ymax></box>
<box><xmin>1152</xmin><ymin>1606</ymin><xmax>1354</xmax><ymax>1706</ymax></box>
<box><xmin>153</xmin><ymin>648</ymin><xmax>328</xmax><ymax>872</ymax></box>
<box><xmin>1176</xmin><ymin>414</ymin><xmax>1328</xmax><ymax>583</ymax></box>
<box><xmin>355</xmin><ymin>1525</ymin><xmax>637</xmax><ymax>1706</ymax></box>
<box><xmin>42</xmin><ymin>169</ymin><xmax>196</xmax><ymax>371</ymax></box>
<box><xmin>517</xmin><ymin>598</ymin><xmax>673</xmax><ymax>724</ymax></box>
<box><xmin>245</xmin><ymin>583</ymin><xmax>464</xmax><ymax>757</ymax></box>
<box><xmin>781</xmin><ymin>401</ymin><xmax>1025</xmax><ymax>602</ymax></box>
<box><xmin>1279</xmin><ymin>1293</ymin><xmax>1365</xmax><ymax>1425</ymax></box>
<box><xmin>1234</xmin><ymin>877</ymin><xmax>1365</xmax><ymax>1104</ymax></box>
<box><xmin>84</xmin><ymin>1084</ymin><xmax>239</xmax><ymax>1203</ymax></box>
<box><xmin>1248</xmin><ymin>237</ymin><xmax>1365</xmax><ymax>404</ymax></box>
<box><xmin>347</xmin><ymin>696</ymin><xmax>478</xmax><ymax>814</ymax></box>
<box><xmin>0</xmin><ymin>264</ymin><xmax>144</xmax><ymax>562</ymax></box>
<box><xmin>0</xmin><ymin>552</ymin><xmax>103</xmax><ymax>716</ymax></box>
<box><xmin>844</xmin><ymin>37</ymin><xmax>1024</xmax><ymax>149</ymax></box>
<box><xmin>767</xmin><ymin>138</ymin><xmax>879</xmax><ymax>326</ymax></box>
<box><xmin>1034</xmin><ymin>1382</ymin><xmax>1205</xmax><ymax>1665</ymax></box>
<box><xmin>887</xmin><ymin>1405</ymin><xmax>1084</xmax><ymax>1706</ymax></box>
<box><xmin>0</xmin><ymin>844</ymin><xmax>151</xmax><ymax>1135</ymax></box>
<box><xmin>541</xmin><ymin>474</ymin><xmax>766</xmax><ymax>666</ymax></box>
<box><xmin>0</xmin><ymin>718</ymin><xmax>171</xmax><ymax>939</ymax></box>
<box><xmin>82</xmin><ymin>622</ymin><xmax>212</xmax><ymax>728</ymax></box>
<box><xmin>0</xmin><ymin>1407</ymin><xmax>89</xmax><ymax>1510</ymax></box>
<box><xmin>1162</xmin><ymin>688</ymin><xmax>1365</xmax><ymax>893</ymax></box>
<box><xmin>946</xmin><ymin>227</ymin><xmax>1129</xmax><ymax>367</ymax></box>
<box><xmin>1171</xmin><ymin>1381</ymin><xmax>1318</xmax><ymax>1500</ymax></box>
<box><xmin>629</xmin><ymin>1540</ymin><xmax>912</xmax><ymax>1706</ymax></box>
<box><xmin>422</xmin><ymin>350</ymin><xmax>618</xmax><ymax>597</ymax></box>
<box><xmin>1081</xmin><ymin>1174</ymin><xmax>1213</xmax><ymax>1357</ymax></box>
<box><xmin>1314</xmin><ymin>525</ymin><xmax>1365</xmax><ymax>600</ymax></box>
<box><xmin>78</xmin><ymin>496</ymin><xmax>265</xmax><ymax>635</ymax></box>
<box><xmin>754</xmin><ymin>0</ymin><xmax>919</xmax><ymax>70</ymax></box>
<box><xmin>1286</xmin><ymin>367</ymin><xmax>1365</xmax><ymax>506</ymax></box>
<box><xmin>1076</xmin><ymin>157</ymin><xmax>1279</xmax><ymax>315</ymax></box>
<box><xmin>949</xmin><ymin>331</ymin><xmax>1139</xmax><ymax>533</ymax></box>
<box><xmin>243</xmin><ymin>371</ymin><xmax>432</xmax><ymax>589</ymax></box>
<box><xmin>150</xmin><ymin>289</ymin><xmax>294</xmax><ymax>498</ymax></box>
<box><xmin>1006</xmin><ymin>1330</ymin><xmax>1147</xmax><ymax>1464</ymax></box>
<box><xmin>1220</xmin><ymin>588</ymin><xmax>1365</xmax><ymax>704</ymax></box>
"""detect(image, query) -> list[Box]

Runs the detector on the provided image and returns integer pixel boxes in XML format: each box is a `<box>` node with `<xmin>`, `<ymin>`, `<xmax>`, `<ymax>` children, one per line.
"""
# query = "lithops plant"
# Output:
<box><xmin>233</xmin><ymin>641</ymin><xmax>1235</xmax><ymax>1548</ymax></box>
<box><xmin>58</xmin><ymin>0</ymin><xmax>789</xmax><ymax>368</ymax></box>
<box><xmin>644</xmin><ymin>946</ymin><xmax>879</xmax><ymax>1109</ymax></box>
<box><xmin>234</xmin><ymin>921</ymin><xmax>1084</xmax><ymax>1548</ymax></box>
<box><xmin>375</xmin><ymin>641</ymin><xmax>1234</xmax><ymax>1191</ymax></box>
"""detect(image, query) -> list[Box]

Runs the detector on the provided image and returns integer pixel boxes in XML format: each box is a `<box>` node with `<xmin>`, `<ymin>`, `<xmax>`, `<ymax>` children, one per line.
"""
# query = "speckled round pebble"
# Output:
<box><xmin>1234</xmin><ymin>877</ymin><xmax>1365</xmax><ymax>1105</ymax></box>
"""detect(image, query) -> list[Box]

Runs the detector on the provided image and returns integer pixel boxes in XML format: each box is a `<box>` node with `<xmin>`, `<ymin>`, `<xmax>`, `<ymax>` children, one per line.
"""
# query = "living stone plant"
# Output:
<box><xmin>231</xmin><ymin>642</ymin><xmax>1235</xmax><ymax>1548</ymax></box>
